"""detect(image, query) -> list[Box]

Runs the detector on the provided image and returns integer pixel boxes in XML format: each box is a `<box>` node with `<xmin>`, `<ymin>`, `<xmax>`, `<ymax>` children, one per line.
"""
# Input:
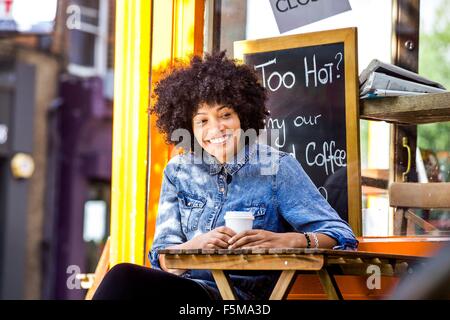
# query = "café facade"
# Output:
<box><xmin>85</xmin><ymin>0</ymin><xmax>450</xmax><ymax>300</ymax></box>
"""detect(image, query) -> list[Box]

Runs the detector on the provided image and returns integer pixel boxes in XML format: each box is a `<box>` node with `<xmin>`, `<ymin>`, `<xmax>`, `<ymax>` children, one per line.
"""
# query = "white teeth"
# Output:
<box><xmin>209</xmin><ymin>135</ymin><xmax>230</xmax><ymax>144</ymax></box>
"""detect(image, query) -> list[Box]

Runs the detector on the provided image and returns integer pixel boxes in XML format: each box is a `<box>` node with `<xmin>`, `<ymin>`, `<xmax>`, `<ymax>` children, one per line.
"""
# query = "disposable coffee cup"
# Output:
<box><xmin>224</xmin><ymin>211</ymin><xmax>254</xmax><ymax>234</ymax></box>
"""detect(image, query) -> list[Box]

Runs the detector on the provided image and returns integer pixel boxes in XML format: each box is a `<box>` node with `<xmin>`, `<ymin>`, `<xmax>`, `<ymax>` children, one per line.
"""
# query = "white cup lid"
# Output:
<box><xmin>224</xmin><ymin>211</ymin><xmax>254</xmax><ymax>220</ymax></box>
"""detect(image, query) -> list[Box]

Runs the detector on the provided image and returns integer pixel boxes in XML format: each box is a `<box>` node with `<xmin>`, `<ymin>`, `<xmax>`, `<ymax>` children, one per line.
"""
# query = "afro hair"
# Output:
<box><xmin>150</xmin><ymin>51</ymin><xmax>269</xmax><ymax>149</ymax></box>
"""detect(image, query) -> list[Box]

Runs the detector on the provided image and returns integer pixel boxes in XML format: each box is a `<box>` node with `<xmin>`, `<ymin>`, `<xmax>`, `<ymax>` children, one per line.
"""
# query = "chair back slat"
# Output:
<box><xmin>389</xmin><ymin>183</ymin><xmax>450</xmax><ymax>209</ymax></box>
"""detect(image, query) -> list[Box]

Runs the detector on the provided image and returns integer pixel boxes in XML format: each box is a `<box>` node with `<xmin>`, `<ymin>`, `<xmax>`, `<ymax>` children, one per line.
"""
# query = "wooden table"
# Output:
<box><xmin>159</xmin><ymin>248</ymin><xmax>428</xmax><ymax>300</ymax></box>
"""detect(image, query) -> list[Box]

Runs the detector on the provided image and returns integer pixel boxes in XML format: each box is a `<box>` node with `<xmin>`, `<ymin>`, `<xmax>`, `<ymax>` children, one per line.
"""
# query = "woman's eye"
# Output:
<box><xmin>195</xmin><ymin>119</ymin><xmax>207</xmax><ymax>126</ymax></box>
<box><xmin>222</xmin><ymin>113</ymin><xmax>231</xmax><ymax>118</ymax></box>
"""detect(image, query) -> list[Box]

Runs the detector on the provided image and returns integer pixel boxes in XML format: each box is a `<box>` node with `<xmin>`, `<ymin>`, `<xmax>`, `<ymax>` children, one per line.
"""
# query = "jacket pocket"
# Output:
<box><xmin>243</xmin><ymin>203</ymin><xmax>267</xmax><ymax>229</ymax></box>
<box><xmin>177</xmin><ymin>191</ymin><xmax>207</xmax><ymax>233</ymax></box>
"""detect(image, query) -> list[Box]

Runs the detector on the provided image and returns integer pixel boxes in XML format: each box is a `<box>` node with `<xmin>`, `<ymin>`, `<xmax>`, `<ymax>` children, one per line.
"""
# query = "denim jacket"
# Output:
<box><xmin>149</xmin><ymin>142</ymin><xmax>358</xmax><ymax>299</ymax></box>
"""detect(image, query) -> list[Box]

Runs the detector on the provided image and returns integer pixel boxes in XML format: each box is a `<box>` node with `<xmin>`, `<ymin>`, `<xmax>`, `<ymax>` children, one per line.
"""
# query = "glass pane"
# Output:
<box><xmin>83</xmin><ymin>200</ymin><xmax>107</xmax><ymax>243</ymax></box>
<box><xmin>67</xmin><ymin>0</ymin><xmax>100</xmax><ymax>67</ymax></box>
<box><xmin>414</xmin><ymin>0</ymin><xmax>450</xmax><ymax>236</ymax></box>
<box><xmin>82</xmin><ymin>182</ymin><xmax>110</xmax><ymax>273</ymax></box>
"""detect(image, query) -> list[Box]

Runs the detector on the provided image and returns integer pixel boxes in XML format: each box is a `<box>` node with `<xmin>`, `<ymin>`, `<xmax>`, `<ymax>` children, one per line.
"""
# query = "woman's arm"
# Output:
<box><xmin>227</xmin><ymin>230</ymin><xmax>337</xmax><ymax>249</ymax></box>
<box><xmin>284</xmin><ymin>232</ymin><xmax>337</xmax><ymax>248</ymax></box>
<box><xmin>273</xmin><ymin>154</ymin><xmax>358</xmax><ymax>250</ymax></box>
<box><xmin>152</xmin><ymin>160</ymin><xmax>239</xmax><ymax>275</ymax></box>
<box><xmin>149</xmin><ymin>163</ymin><xmax>187</xmax><ymax>273</ymax></box>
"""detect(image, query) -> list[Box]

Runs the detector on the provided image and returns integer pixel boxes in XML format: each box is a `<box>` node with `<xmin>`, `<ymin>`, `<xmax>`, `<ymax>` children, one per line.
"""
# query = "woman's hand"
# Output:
<box><xmin>160</xmin><ymin>226</ymin><xmax>236</xmax><ymax>274</ymax></box>
<box><xmin>227</xmin><ymin>230</ymin><xmax>303</xmax><ymax>249</ymax></box>
<box><xmin>186</xmin><ymin>226</ymin><xmax>237</xmax><ymax>249</ymax></box>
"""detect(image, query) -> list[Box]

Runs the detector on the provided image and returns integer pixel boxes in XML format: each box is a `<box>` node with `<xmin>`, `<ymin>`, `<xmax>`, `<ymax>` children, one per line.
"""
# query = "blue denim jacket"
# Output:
<box><xmin>149</xmin><ymin>142</ymin><xmax>358</xmax><ymax>299</ymax></box>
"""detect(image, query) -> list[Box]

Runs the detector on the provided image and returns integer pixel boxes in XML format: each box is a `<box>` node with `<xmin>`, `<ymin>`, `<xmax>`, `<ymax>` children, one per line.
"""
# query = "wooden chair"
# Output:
<box><xmin>85</xmin><ymin>237</ymin><xmax>111</xmax><ymax>300</ymax></box>
<box><xmin>389</xmin><ymin>182</ymin><xmax>450</xmax><ymax>236</ymax></box>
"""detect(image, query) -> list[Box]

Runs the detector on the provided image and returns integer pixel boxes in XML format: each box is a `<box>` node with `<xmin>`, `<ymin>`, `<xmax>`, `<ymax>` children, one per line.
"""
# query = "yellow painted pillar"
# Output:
<box><xmin>111</xmin><ymin>0</ymin><xmax>204</xmax><ymax>268</ymax></box>
<box><xmin>145</xmin><ymin>0</ymin><xmax>205</xmax><ymax>267</ymax></box>
<box><xmin>110</xmin><ymin>0</ymin><xmax>152</xmax><ymax>266</ymax></box>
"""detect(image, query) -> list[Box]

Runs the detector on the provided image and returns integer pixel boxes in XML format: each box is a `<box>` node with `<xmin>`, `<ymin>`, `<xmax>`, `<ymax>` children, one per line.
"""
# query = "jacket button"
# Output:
<box><xmin>219</xmin><ymin>188</ymin><xmax>224</xmax><ymax>193</ymax></box>
<box><xmin>187</xmin><ymin>202</ymin><xmax>191</xmax><ymax>206</ymax></box>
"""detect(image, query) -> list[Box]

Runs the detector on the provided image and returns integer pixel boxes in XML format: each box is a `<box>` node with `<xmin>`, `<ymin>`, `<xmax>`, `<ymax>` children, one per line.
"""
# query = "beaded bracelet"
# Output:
<box><xmin>303</xmin><ymin>232</ymin><xmax>311</xmax><ymax>248</ymax></box>
<box><xmin>310</xmin><ymin>232</ymin><xmax>319</xmax><ymax>249</ymax></box>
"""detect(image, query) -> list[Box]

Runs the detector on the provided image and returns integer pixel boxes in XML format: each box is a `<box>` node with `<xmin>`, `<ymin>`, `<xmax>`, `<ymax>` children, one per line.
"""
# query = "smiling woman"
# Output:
<box><xmin>93</xmin><ymin>51</ymin><xmax>357</xmax><ymax>300</ymax></box>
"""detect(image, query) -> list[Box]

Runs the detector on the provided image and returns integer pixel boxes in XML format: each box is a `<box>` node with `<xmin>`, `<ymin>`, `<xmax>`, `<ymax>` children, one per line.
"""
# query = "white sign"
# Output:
<box><xmin>269</xmin><ymin>0</ymin><xmax>352</xmax><ymax>33</ymax></box>
<box><xmin>0</xmin><ymin>124</ymin><xmax>8</xmax><ymax>144</ymax></box>
<box><xmin>83</xmin><ymin>200</ymin><xmax>107</xmax><ymax>243</ymax></box>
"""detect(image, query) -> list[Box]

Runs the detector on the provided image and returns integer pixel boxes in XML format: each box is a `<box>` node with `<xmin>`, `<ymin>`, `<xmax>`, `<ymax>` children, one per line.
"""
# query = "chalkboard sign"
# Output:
<box><xmin>234</xmin><ymin>28</ymin><xmax>362</xmax><ymax>235</ymax></box>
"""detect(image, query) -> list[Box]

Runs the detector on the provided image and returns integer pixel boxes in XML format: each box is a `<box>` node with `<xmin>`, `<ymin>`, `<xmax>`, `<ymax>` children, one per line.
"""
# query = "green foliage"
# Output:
<box><xmin>418</xmin><ymin>122</ymin><xmax>450</xmax><ymax>151</ymax></box>
<box><xmin>418</xmin><ymin>0</ymin><xmax>450</xmax><ymax>153</ymax></box>
<box><xmin>419</xmin><ymin>0</ymin><xmax>450</xmax><ymax>89</ymax></box>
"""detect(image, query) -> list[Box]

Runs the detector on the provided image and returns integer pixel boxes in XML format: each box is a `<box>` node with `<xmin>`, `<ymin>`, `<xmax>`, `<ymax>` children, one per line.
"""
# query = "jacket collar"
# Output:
<box><xmin>200</xmin><ymin>142</ymin><xmax>257</xmax><ymax>176</ymax></box>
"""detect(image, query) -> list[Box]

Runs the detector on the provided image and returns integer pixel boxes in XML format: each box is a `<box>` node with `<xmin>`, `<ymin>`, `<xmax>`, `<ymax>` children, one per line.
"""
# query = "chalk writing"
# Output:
<box><xmin>293</xmin><ymin>114</ymin><xmax>322</xmax><ymax>127</ymax></box>
<box><xmin>305</xmin><ymin>140</ymin><xmax>346</xmax><ymax>176</ymax></box>
<box><xmin>254</xmin><ymin>59</ymin><xmax>296</xmax><ymax>92</ymax></box>
<box><xmin>266</xmin><ymin>118</ymin><xmax>286</xmax><ymax>148</ymax></box>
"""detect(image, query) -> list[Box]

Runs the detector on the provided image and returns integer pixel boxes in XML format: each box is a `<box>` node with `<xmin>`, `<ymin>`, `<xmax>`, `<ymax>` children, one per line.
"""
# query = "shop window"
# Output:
<box><xmin>204</xmin><ymin>0</ymin><xmax>394</xmax><ymax>236</ymax></box>
<box><xmin>414</xmin><ymin>0</ymin><xmax>450</xmax><ymax>235</ymax></box>
<box><xmin>66</xmin><ymin>0</ymin><xmax>109</xmax><ymax>77</ymax></box>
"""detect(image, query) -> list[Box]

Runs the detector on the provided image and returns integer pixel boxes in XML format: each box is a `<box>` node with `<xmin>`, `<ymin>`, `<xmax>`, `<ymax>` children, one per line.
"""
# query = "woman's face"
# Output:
<box><xmin>192</xmin><ymin>103</ymin><xmax>241</xmax><ymax>163</ymax></box>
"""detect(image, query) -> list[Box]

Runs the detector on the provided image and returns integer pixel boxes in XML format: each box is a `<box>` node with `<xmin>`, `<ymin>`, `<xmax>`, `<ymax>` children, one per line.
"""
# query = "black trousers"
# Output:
<box><xmin>92</xmin><ymin>263</ymin><xmax>213</xmax><ymax>300</ymax></box>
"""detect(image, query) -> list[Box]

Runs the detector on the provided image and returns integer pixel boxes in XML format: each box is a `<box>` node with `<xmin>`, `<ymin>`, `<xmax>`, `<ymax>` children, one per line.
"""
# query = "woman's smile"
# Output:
<box><xmin>206</xmin><ymin>133</ymin><xmax>232</xmax><ymax>145</ymax></box>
